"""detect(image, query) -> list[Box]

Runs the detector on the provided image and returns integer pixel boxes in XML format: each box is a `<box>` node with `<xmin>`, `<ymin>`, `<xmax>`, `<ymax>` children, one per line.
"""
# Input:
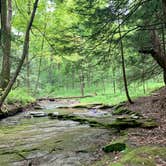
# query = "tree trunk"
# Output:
<box><xmin>34</xmin><ymin>22</ymin><xmax>47</xmax><ymax>94</ymax></box>
<box><xmin>0</xmin><ymin>0</ymin><xmax>12</xmax><ymax>90</ymax></box>
<box><xmin>163</xmin><ymin>69</ymin><xmax>166</xmax><ymax>85</ymax></box>
<box><xmin>112</xmin><ymin>66</ymin><xmax>116</xmax><ymax>94</ymax></box>
<box><xmin>79</xmin><ymin>69</ymin><xmax>84</xmax><ymax>97</ymax></box>
<box><xmin>119</xmin><ymin>20</ymin><xmax>133</xmax><ymax>104</ymax></box>
<box><xmin>162</xmin><ymin>0</ymin><xmax>166</xmax><ymax>24</ymax></box>
<box><xmin>139</xmin><ymin>29</ymin><xmax>166</xmax><ymax>85</ymax></box>
<box><xmin>25</xmin><ymin>0</ymin><xmax>31</xmax><ymax>93</ymax></box>
<box><xmin>0</xmin><ymin>0</ymin><xmax>39</xmax><ymax>108</ymax></box>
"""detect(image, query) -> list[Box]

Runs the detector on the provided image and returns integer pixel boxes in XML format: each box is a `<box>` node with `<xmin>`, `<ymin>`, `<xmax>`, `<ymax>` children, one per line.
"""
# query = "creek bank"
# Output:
<box><xmin>0</xmin><ymin>101</ymin><xmax>37</xmax><ymax>119</ymax></box>
<box><xmin>48</xmin><ymin>110</ymin><xmax>158</xmax><ymax>130</ymax></box>
<box><xmin>0</xmin><ymin>94</ymin><xmax>163</xmax><ymax>166</ymax></box>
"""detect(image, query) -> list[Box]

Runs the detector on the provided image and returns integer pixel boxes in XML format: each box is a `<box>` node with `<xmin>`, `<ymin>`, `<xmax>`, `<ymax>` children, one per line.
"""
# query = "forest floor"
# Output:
<box><xmin>96</xmin><ymin>86</ymin><xmax>166</xmax><ymax>166</ymax></box>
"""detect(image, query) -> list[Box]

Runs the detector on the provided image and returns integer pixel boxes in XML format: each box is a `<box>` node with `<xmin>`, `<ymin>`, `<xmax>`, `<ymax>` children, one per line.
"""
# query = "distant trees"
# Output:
<box><xmin>0</xmin><ymin>0</ymin><xmax>165</xmax><ymax>107</ymax></box>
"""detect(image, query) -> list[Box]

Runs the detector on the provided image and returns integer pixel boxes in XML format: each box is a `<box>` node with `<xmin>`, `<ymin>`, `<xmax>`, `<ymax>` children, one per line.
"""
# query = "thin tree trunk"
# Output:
<box><xmin>25</xmin><ymin>0</ymin><xmax>31</xmax><ymax>93</ymax></box>
<box><xmin>72</xmin><ymin>65</ymin><xmax>75</xmax><ymax>89</ymax></box>
<box><xmin>102</xmin><ymin>78</ymin><xmax>106</xmax><ymax>94</ymax></box>
<box><xmin>0</xmin><ymin>0</ymin><xmax>39</xmax><ymax>108</ymax></box>
<box><xmin>162</xmin><ymin>0</ymin><xmax>166</xmax><ymax>25</ymax></box>
<box><xmin>0</xmin><ymin>0</ymin><xmax>12</xmax><ymax>89</ymax></box>
<box><xmin>34</xmin><ymin>22</ymin><xmax>47</xmax><ymax>94</ymax></box>
<box><xmin>80</xmin><ymin>69</ymin><xmax>84</xmax><ymax>97</ymax></box>
<box><xmin>112</xmin><ymin>66</ymin><xmax>116</xmax><ymax>94</ymax></box>
<box><xmin>119</xmin><ymin>20</ymin><xmax>133</xmax><ymax>104</ymax></box>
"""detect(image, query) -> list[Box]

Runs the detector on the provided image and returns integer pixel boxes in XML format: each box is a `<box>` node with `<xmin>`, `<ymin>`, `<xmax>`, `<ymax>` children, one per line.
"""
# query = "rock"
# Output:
<box><xmin>110</xmin><ymin>117</ymin><xmax>142</xmax><ymax>130</ymax></box>
<box><xmin>102</xmin><ymin>143</ymin><xmax>126</xmax><ymax>153</ymax></box>
<box><xmin>34</xmin><ymin>105</ymin><xmax>43</xmax><ymax>110</ymax></box>
<box><xmin>140</xmin><ymin>119</ymin><xmax>158</xmax><ymax>129</ymax></box>
<box><xmin>48</xmin><ymin>113</ymin><xmax>104</xmax><ymax>127</ymax></box>
<box><xmin>51</xmin><ymin>112</ymin><xmax>59</xmax><ymax>116</ymax></box>
<box><xmin>112</xmin><ymin>102</ymin><xmax>125</xmax><ymax>110</ymax></box>
<box><xmin>109</xmin><ymin>117</ymin><xmax>158</xmax><ymax>130</ymax></box>
<box><xmin>29</xmin><ymin>111</ymin><xmax>47</xmax><ymax>117</ymax></box>
<box><xmin>112</xmin><ymin>108</ymin><xmax>141</xmax><ymax>116</ymax></box>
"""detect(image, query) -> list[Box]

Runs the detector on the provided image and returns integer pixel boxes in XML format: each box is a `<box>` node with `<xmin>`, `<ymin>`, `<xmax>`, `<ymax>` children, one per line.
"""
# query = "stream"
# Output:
<box><xmin>0</xmin><ymin>100</ymin><xmax>113</xmax><ymax>166</ymax></box>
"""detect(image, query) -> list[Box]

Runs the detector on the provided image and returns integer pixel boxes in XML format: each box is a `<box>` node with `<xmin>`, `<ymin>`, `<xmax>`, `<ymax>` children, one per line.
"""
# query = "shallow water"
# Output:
<box><xmin>0</xmin><ymin>101</ymin><xmax>112</xmax><ymax>166</ymax></box>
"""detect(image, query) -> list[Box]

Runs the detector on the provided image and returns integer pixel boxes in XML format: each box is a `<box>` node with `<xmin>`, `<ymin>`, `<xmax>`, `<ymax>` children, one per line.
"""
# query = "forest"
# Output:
<box><xmin>0</xmin><ymin>0</ymin><xmax>165</xmax><ymax>165</ymax></box>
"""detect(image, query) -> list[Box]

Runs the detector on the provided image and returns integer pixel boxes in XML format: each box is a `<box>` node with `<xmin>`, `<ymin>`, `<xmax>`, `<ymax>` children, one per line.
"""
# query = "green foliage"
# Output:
<box><xmin>7</xmin><ymin>88</ymin><xmax>35</xmax><ymax>105</ymax></box>
<box><xmin>103</xmin><ymin>143</ymin><xmax>126</xmax><ymax>153</ymax></box>
<box><xmin>1</xmin><ymin>0</ymin><xmax>165</xmax><ymax>106</ymax></box>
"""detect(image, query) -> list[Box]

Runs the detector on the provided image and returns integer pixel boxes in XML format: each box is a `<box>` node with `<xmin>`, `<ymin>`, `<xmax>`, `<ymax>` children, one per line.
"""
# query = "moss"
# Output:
<box><xmin>0</xmin><ymin>153</ymin><xmax>23</xmax><ymax>165</ymax></box>
<box><xmin>111</xmin><ymin>146</ymin><xmax>166</xmax><ymax>166</ymax></box>
<box><xmin>109</xmin><ymin>117</ymin><xmax>158</xmax><ymax>130</ymax></box>
<box><xmin>49</xmin><ymin>113</ymin><xmax>105</xmax><ymax>128</ymax></box>
<box><xmin>103</xmin><ymin>143</ymin><xmax>126</xmax><ymax>153</ymax></box>
<box><xmin>109</xmin><ymin>118</ymin><xmax>142</xmax><ymax>130</ymax></box>
<box><xmin>112</xmin><ymin>108</ymin><xmax>141</xmax><ymax>116</ymax></box>
<box><xmin>49</xmin><ymin>113</ymin><xmax>158</xmax><ymax>130</ymax></box>
<box><xmin>140</xmin><ymin>119</ymin><xmax>158</xmax><ymax>128</ymax></box>
<box><xmin>92</xmin><ymin>155</ymin><xmax>113</xmax><ymax>166</ymax></box>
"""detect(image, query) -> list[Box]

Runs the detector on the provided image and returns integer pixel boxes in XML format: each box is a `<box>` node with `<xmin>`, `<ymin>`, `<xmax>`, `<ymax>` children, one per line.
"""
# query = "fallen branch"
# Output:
<box><xmin>38</xmin><ymin>95</ymin><xmax>95</xmax><ymax>101</ymax></box>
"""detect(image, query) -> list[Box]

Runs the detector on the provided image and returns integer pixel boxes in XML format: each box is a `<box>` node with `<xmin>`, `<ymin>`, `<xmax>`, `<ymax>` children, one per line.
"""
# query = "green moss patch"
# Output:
<box><xmin>112</xmin><ymin>108</ymin><xmax>141</xmax><ymax>117</ymax></box>
<box><xmin>109</xmin><ymin>116</ymin><xmax>158</xmax><ymax>130</ymax></box>
<box><xmin>103</xmin><ymin>143</ymin><xmax>126</xmax><ymax>153</ymax></box>
<box><xmin>49</xmin><ymin>113</ymin><xmax>104</xmax><ymax>127</ymax></box>
<box><xmin>111</xmin><ymin>146</ymin><xmax>166</xmax><ymax>166</ymax></box>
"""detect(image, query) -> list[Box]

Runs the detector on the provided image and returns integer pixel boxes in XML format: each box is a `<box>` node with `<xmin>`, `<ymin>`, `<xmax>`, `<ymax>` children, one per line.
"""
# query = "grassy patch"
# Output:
<box><xmin>111</xmin><ymin>146</ymin><xmax>166</xmax><ymax>166</ymax></box>
<box><xmin>7</xmin><ymin>88</ymin><xmax>35</xmax><ymax>105</ymax></box>
<box><xmin>80</xmin><ymin>81</ymin><xmax>164</xmax><ymax>105</ymax></box>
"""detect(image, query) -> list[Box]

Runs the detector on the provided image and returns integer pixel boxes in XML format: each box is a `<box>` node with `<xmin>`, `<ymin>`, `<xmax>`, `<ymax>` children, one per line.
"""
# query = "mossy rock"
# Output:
<box><xmin>102</xmin><ymin>143</ymin><xmax>126</xmax><ymax>153</ymax></box>
<box><xmin>109</xmin><ymin>117</ymin><xmax>158</xmax><ymax>130</ymax></box>
<box><xmin>139</xmin><ymin>119</ymin><xmax>158</xmax><ymax>129</ymax></box>
<box><xmin>49</xmin><ymin>113</ymin><xmax>158</xmax><ymax>130</ymax></box>
<box><xmin>110</xmin><ymin>118</ymin><xmax>142</xmax><ymax>130</ymax></box>
<box><xmin>112</xmin><ymin>108</ymin><xmax>141</xmax><ymax>117</ymax></box>
<box><xmin>49</xmin><ymin>113</ymin><xmax>104</xmax><ymax>127</ymax></box>
<box><xmin>112</xmin><ymin>102</ymin><xmax>125</xmax><ymax>110</ymax></box>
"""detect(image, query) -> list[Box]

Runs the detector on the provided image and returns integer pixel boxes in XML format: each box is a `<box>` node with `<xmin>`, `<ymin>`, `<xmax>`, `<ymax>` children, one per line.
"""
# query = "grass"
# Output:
<box><xmin>111</xmin><ymin>146</ymin><xmax>166</xmax><ymax>166</ymax></box>
<box><xmin>80</xmin><ymin>80</ymin><xmax>164</xmax><ymax>105</ymax></box>
<box><xmin>9</xmin><ymin>78</ymin><xmax>163</xmax><ymax>105</ymax></box>
<box><xmin>36</xmin><ymin>78</ymin><xmax>164</xmax><ymax>105</ymax></box>
<box><xmin>7</xmin><ymin>88</ymin><xmax>35</xmax><ymax>105</ymax></box>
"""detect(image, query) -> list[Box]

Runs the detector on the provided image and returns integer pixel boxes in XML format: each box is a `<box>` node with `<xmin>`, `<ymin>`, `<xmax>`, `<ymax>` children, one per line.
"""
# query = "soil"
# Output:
<box><xmin>125</xmin><ymin>87</ymin><xmax>166</xmax><ymax>147</ymax></box>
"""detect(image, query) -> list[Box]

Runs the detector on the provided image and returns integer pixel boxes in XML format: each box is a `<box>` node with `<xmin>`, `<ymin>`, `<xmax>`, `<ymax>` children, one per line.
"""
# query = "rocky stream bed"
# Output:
<box><xmin>0</xmin><ymin>99</ymin><xmax>164</xmax><ymax>166</ymax></box>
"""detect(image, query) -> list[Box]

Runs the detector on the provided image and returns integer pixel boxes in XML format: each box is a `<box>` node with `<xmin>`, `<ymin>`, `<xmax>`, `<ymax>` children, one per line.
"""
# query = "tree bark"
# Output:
<box><xmin>0</xmin><ymin>0</ymin><xmax>12</xmax><ymax>89</ymax></box>
<box><xmin>162</xmin><ymin>0</ymin><xmax>166</xmax><ymax>24</ymax></box>
<box><xmin>112</xmin><ymin>66</ymin><xmax>116</xmax><ymax>94</ymax></box>
<box><xmin>34</xmin><ymin>22</ymin><xmax>47</xmax><ymax>94</ymax></box>
<box><xmin>119</xmin><ymin>21</ymin><xmax>133</xmax><ymax>104</ymax></box>
<box><xmin>0</xmin><ymin>0</ymin><xmax>39</xmax><ymax>108</ymax></box>
<box><xmin>79</xmin><ymin>68</ymin><xmax>85</xmax><ymax>97</ymax></box>
<box><xmin>25</xmin><ymin>0</ymin><xmax>31</xmax><ymax>93</ymax></box>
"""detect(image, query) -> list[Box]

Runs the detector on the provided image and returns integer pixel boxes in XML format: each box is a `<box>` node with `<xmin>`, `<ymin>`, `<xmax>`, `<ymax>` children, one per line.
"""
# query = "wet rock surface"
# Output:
<box><xmin>0</xmin><ymin>101</ymin><xmax>112</xmax><ymax>166</ymax></box>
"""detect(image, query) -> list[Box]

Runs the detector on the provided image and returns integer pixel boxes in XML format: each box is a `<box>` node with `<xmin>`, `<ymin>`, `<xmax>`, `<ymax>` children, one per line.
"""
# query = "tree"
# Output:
<box><xmin>0</xmin><ymin>0</ymin><xmax>12</xmax><ymax>90</ymax></box>
<box><xmin>0</xmin><ymin>0</ymin><xmax>39</xmax><ymax>109</ymax></box>
<box><xmin>119</xmin><ymin>20</ymin><xmax>133</xmax><ymax>104</ymax></box>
